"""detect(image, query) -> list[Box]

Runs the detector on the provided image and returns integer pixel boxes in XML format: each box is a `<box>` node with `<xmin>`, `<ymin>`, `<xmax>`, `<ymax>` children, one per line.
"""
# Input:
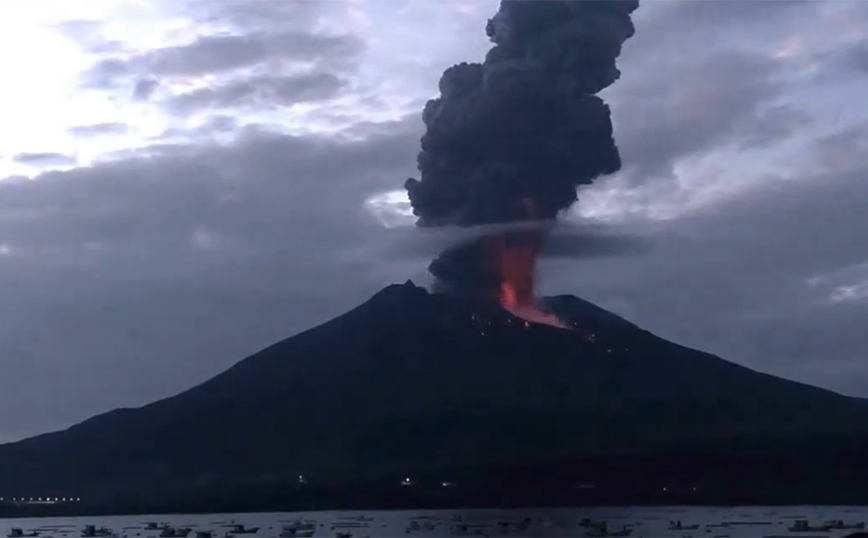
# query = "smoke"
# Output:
<box><xmin>383</xmin><ymin>220</ymin><xmax>650</xmax><ymax>261</ymax></box>
<box><xmin>403</xmin><ymin>0</ymin><xmax>639</xmax><ymax>301</ymax></box>
<box><xmin>428</xmin><ymin>229</ymin><xmax>543</xmax><ymax>299</ymax></box>
<box><xmin>405</xmin><ymin>0</ymin><xmax>638</xmax><ymax>227</ymax></box>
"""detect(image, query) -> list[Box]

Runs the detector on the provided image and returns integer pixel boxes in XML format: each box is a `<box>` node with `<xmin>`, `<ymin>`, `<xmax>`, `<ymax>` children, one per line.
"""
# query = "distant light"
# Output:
<box><xmin>662</xmin><ymin>487</ymin><xmax>668</xmax><ymax>492</ymax></box>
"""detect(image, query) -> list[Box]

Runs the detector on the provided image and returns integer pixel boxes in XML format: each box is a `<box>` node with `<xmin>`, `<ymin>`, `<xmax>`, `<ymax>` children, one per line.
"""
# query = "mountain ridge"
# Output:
<box><xmin>1</xmin><ymin>281</ymin><xmax>867</xmax><ymax>504</ymax></box>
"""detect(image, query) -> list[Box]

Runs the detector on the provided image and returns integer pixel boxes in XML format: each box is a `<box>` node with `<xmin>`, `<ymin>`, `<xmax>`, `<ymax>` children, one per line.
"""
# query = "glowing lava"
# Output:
<box><xmin>425</xmin><ymin>198</ymin><xmax>573</xmax><ymax>330</ymax></box>
<box><xmin>490</xmin><ymin>230</ymin><xmax>568</xmax><ymax>330</ymax></box>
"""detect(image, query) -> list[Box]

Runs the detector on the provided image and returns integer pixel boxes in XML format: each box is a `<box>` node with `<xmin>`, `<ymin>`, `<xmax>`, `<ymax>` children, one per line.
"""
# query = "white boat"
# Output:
<box><xmin>279</xmin><ymin>531</ymin><xmax>313</xmax><ymax>538</ymax></box>
<box><xmin>160</xmin><ymin>528</ymin><xmax>191</xmax><ymax>538</ymax></box>
<box><xmin>826</xmin><ymin>520</ymin><xmax>865</xmax><ymax>530</ymax></box>
<box><xmin>579</xmin><ymin>518</ymin><xmax>609</xmax><ymax>529</ymax></box>
<box><xmin>81</xmin><ymin>526</ymin><xmax>113</xmax><ymax>538</ymax></box>
<box><xmin>8</xmin><ymin>529</ymin><xmax>40</xmax><ymax>538</ymax></box>
<box><xmin>788</xmin><ymin>520</ymin><xmax>831</xmax><ymax>532</ymax></box>
<box><xmin>668</xmin><ymin>520</ymin><xmax>700</xmax><ymax>531</ymax></box>
<box><xmin>585</xmin><ymin>521</ymin><xmax>633</xmax><ymax>537</ymax></box>
<box><xmin>586</xmin><ymin>524</ymin><xmax>632</xmax><ymax>537</ymax></box>
<box><xmin>225</xmin><ymin>526</ymin><xmax>258</xmax><ymax>535</ymax></box>
<box><xmin>280</xmin><ymin>521</ymin><xmax>316</xmax><ymax>538</ymax></box>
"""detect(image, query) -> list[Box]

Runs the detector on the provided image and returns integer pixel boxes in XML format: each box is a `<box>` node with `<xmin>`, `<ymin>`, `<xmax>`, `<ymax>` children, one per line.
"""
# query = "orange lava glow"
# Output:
<box><xmin>490</xmin><ymin>231</ymin><xmax>568</xmax><ymax>330</ymax></box>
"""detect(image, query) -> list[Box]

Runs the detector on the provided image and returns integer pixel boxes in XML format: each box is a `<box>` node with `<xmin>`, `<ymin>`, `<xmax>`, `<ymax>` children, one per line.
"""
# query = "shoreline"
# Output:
<box><xmin>5</xmin><ymin>491</ymin><xmax>868</xmax><ymax>520</ymax></box>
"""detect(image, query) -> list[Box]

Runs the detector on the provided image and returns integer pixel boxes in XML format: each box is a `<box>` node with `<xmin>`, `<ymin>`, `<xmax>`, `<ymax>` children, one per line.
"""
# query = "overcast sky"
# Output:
<box><xmin>1</xmin><ymin>0</ymin><xmax>867</xmax><ymax>442</ymax></box>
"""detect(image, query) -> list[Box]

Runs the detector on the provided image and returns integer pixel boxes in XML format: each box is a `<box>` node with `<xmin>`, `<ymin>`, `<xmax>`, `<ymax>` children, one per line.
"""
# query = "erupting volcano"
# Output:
<box><xmin>402</xmin><ymin>0</ymin><xmax>639</xmax><ymax>320</ymax></box>
<box><xmin>494</xmin><ymin>230</ymin><xmax>568</xmax><ymax>329</ymax></box>
<box><xmin>428</xmin><ymin>227</ymin><xmax>568</xmax><ymax>328</ymax></box>
<box><xmin>8</xmin><ymin>0</ymin><xmax>868</xmax><ymax>510</ymax></box>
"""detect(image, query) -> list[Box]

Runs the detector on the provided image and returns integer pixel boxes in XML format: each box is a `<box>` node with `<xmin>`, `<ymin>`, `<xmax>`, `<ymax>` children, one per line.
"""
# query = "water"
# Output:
<box><xmin>3</xmin><ymin>506</ymin><xmax>868</xmax><ymax>538</ymax></box>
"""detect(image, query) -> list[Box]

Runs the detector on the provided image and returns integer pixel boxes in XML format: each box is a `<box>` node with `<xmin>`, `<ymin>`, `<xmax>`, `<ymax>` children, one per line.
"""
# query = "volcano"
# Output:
<box><xmin>2</xmin><ymin>282</ymin><xmax>868</xmax><ymax>507</ymax></box>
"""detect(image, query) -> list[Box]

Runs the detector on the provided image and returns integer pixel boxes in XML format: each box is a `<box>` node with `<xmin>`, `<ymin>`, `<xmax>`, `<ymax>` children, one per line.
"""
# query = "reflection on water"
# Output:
<box><xmin>3</xmin><ymin>506</ymin><xmax>868</xmax><ymax>538</ymax></box>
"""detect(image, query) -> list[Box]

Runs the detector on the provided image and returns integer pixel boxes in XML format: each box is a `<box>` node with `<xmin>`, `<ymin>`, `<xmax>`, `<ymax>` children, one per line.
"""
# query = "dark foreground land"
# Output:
<box><xmin>4</xmin><ymin>450</ymin><xmax>868</xmax><ymax>518</ymax></box>
<box><xmin>2</xmin><ymin>282</ymin><xmax>868</xmax><ymax>512</ymax></box>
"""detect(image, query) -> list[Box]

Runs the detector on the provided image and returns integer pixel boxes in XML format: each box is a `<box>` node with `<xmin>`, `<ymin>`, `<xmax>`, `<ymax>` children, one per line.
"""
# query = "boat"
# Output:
<box><xmin>280</xmin><ymin>521</ymin><xmax>316</xmax><ymax>538</ymax></box>
<box><xmin>587</xmin><ymin>529</ymin><xmax>632</xmax><ymax>537</ymax></box>
<box><xmin>226</xmin><ymin>526</ymin><xmax>258</xmax><ymax>535</ymax></box>
<box><xmin>8</xmin><ymin>530</ymin><xmax>40</xmax><ymax>538</ymax></box>
<box><xmin>160</xmin><ymin>528</ymin><xmax>191</xmax><ymax>538</ymax></box>
<box><xmin>826</xmin><ymin>520</ymin><xmax>866</xmax><ymax>530</ymax></box>
<box><xmin>279</xmin><ymin>532</ymin><xmax>313</xmax><ymax>538</ymax></box>
<box><xmin>586</xmin><ymin>523</ymin><xmax>632</xmax><ymax>537</ymax></box>
<box><xmin>196</xmin><ymin>532</ymin><xmax>214</xmax><ymax>538</ymax></box>
<box><xmin>788</xmin><ymin>520</ymin><xmax>832</xmax><ymax>532</ymax></box>
<box><xmin>81</xmin><ymin>527</ymin><xmax>113</xmax><ymax>538</ymax></box>
<box><xmin>668</xmin><ymin>521</ymin><xmax>700</xmax><ymax>531</ymax></box>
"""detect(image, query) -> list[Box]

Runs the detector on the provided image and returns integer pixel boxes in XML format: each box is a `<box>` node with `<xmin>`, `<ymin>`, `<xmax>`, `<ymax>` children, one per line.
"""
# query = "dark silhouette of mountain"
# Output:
<box><xmin>1</xmin><ymin>281</ymin><xmax>868</xmax><ymax>506</ymax></box>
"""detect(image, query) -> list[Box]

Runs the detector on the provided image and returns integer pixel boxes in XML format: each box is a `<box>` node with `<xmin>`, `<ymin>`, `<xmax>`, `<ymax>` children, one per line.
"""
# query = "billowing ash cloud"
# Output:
<box><xmin>402</xmin><ymin>0</ymin><xmax>639</xmax><ymax>300</ymax></box>
<box><xmin>405</xmin><ymin>0</ymin><xmax>639</xmax><ymax>227</ymax></box>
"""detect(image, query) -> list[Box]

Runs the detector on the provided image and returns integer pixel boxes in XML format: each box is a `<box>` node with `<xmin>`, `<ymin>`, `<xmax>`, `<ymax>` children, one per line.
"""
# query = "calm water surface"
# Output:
<box><xmin>4</xmin><ymin>507</ymin><xmax>868</xmax><ymax>537</ymax></box>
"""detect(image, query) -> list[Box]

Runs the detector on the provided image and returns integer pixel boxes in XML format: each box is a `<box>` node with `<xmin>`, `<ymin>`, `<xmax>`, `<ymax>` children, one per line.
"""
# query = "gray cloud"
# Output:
<box><xmin>84</xmin><ymin>31</ymin><xmax>363</xmax><ymax>91</ymax></box>
<box><xmin>177</xmin><ymin>0</ymin><xmax>325</xmax><ymax>32</ymax></box>
<box><xmin>152</xmin><ymin>116</ymin><xmax>240</xmax><ymax>144</ymax></box>
<box><xmin>54</xmin><ymin>19</ymin><xmax>125</xmax><ymax>54</ymax></box>
<box><xmin>165</xmin><ymin>72</ymin><xmax>347</xmax><ymax>116</ymax></box>
<box><xmin>603</xmin><ymin>0</ymin><xmax>828</xmax><ymax>186</ymax></box>
<box><xmin>82</xmin><ymin>58</ymin><xmax>128</xmax><ymax>90</ymax></box>
<box><xmin>813</xmin><ymin>122</ymin><xmax>868</xmax><ymax>172</ymax></box>
<box><xmin>1</xmin><ymin>117</ymin><xmax>420</xmax><ymax>252</ymax></box>
<box><xmin>68</xmin><ymin>122</ymin><xmax>130</xmax><ymax>137</ymax></box>
<box><xmin>132</xmin><ymin>78</ymin><xmax>159</xmax><ymax>101</ymax></box>
<box><xmin>630</xmin><ymin>0</ymin><xmax>813</xmax><ymax>56</ymax></box>
<box><xmin>143</xmin><ymin>34</ymin><xmax>272</xmax><ymax>75</ymax></box>
<box><xmin>60</xmin><ymin>0</ymin><xmax>330</xmax><ymax>58</ymax></box>
<box><xmin>736</xmin><ymin>105</ymin><xmax>813</xmax><ymax>151</ymax></box>
<box><xmin>13</xmin><ymin>152</ymin><xmax>77</xmax><ymax>167</ymax></box>
<box><xmin>612</xmin><ymin>51</ymin><xmax>790</xmax><ymax>181</ymax></box>
<box><xmin>0</xmin><ymin>115</ymin><xmax>422</xmax><ymax>440</ymax></box>
<box><xmin>547</xmin><ymin>119</ymin><xmax>868</xmax><ymax>396</ymax></box>
<box><xmin>845</xmin><ymin>41</ymin><xmax>868</xmax><ymax>73</ymax></box>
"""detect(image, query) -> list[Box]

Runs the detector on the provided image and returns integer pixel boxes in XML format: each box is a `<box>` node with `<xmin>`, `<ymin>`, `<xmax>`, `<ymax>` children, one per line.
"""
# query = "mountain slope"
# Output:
<box><xmin>1</xmin><ymin>281</ymin><xmax>866</xmax><ymax>501</ymax></box>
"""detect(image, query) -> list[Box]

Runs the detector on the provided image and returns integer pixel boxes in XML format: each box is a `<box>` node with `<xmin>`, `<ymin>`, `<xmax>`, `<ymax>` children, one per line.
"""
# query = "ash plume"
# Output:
<box><xmin>403</xmin><ymin>0</ymin><xmax>639</xmax><ymax>304</ymax></box>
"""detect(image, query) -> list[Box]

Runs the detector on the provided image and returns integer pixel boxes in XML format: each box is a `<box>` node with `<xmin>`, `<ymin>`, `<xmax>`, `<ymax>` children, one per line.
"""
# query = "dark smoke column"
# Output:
<box><xmin>406</xmin><ymin>0</ymin><xmax>638</xmax><ymax>227</ymax></box>
<box><xmin>405</xmin><ymin>0</ymin><xmax>639</xmax><ymax>298</ymax></box>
